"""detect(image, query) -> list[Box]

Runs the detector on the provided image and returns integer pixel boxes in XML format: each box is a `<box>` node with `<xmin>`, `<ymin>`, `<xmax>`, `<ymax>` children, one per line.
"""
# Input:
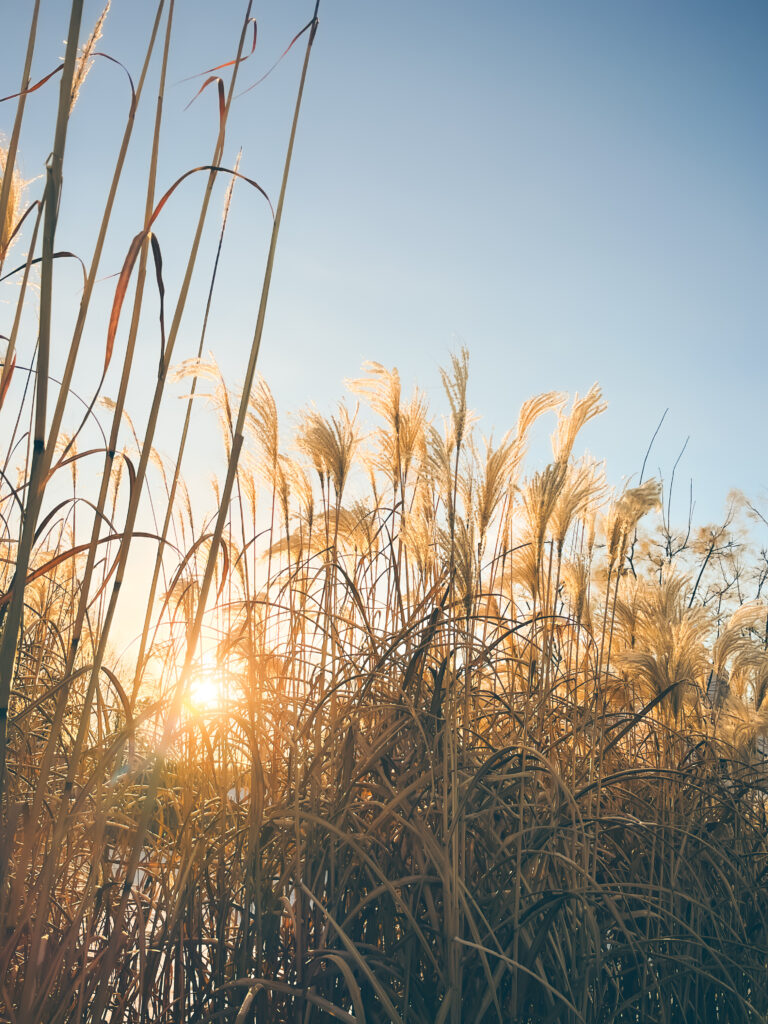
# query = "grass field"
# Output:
<box><xmin>2</xmin><ymin>3</ymin><xmax>768</xmax><ymax>1022</ymax></box>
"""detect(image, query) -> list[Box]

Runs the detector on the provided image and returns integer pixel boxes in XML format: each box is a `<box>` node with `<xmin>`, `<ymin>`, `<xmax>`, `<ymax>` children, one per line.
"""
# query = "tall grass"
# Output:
<box><xmin>2</xmin><ymin>3</ymin><xmax>768</xmax><ymax>1023</ymax></box>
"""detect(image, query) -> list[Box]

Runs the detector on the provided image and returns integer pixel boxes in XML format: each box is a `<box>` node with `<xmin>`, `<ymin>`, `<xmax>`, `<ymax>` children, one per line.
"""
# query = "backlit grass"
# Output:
<box><xmin>1</xmin><ymin>4</ymin><xmax>768</xmax><ymax>1022</ymax></box>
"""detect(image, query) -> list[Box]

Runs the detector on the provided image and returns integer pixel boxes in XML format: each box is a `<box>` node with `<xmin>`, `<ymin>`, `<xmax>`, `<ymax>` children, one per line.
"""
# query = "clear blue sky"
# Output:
<box><xmin>3</xmin><ymin>0</ymin><xmax>768</xmax><ymax>529</ymax></box>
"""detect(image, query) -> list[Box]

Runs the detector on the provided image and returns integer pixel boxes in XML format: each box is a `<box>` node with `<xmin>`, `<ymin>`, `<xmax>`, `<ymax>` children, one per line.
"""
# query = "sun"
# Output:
<box><xmin>186</xmin><ymin>649</ymin><xmax>227</xmax><ymax>713</ymax></box>
<box><xmin>188</xmin><ymin>674</ymin><xmax>224</xmax><ymax>712</ymax></box>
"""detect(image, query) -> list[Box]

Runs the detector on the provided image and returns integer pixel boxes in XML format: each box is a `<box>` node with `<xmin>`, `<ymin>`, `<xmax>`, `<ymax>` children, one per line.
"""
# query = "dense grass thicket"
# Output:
<box><xmin>2</xmin><ymin>3</ymin><xmax>768</xmax><ymax>1023</ymax></box>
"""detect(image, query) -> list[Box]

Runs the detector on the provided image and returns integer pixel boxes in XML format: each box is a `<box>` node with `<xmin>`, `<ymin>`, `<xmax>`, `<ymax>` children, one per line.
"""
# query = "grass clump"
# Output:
<box><xmin>3</xmin><ymin>356</ymin><xmax>768</xmax><ymax>1023</ymax></box>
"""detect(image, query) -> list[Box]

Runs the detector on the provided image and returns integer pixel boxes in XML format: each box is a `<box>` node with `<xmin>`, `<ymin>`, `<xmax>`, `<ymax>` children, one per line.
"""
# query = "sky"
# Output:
<box><xmin>2</xmin><ymin>0</ymin><xmax>768</xmax><ymax>532</ymax></box>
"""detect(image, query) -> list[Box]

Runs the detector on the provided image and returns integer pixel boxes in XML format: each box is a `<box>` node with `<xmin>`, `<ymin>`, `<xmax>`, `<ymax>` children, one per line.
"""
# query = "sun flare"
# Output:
<box><xmin>185</xmin><ymin>650</ymin><xmax>228</xmax><ymax>713</ymax></box>
<box><xmin>187</xmin><ymin>674</ymin><xmax>225</xmax><ymax>712</ymax></box>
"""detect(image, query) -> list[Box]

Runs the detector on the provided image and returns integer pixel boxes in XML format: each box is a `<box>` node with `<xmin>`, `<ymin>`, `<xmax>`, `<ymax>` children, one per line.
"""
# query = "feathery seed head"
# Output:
<box><xmin>349</xmin><ymin>363</ymin><xmax>428</xmax><ymax>490</ymax></box>
<box><xmin>604</xmin><ymin>479</ymin><xmax>662</xmax><ymax>569</ymax></box>
<box><xmin>70</xmin><ymin>2</ymin><xmax>110</xmax><ymax>113</ymax></box>
<box><xmin>551</xmin><ymin>458</ymin><xmax>606</xmax><ymax>554</ymax></box>
<box><xmin>551</xmin><ymin>383</ymin><xmax>606</xmax><ymax>463</ymax></box>
<box><xmin>0</xmin><ymin>147</ymin><xmax>23</xmax><ymax>265</ymax></box>
<box><xmin>713</xmin><ymin>602</ymin><xmax>768</xmax><ymax>688</ymax></box>
<box><xmin>521</xmin><ymin>461</ymin><xmax>569</xmax><ymax>550</ymax></box>
<box><xmin>247</xmin><ymin>375</ymin><xmax>280</xmax><ymax>480</ymax></box>
<box><xmin>440</xmin><ymin>346</ymin><xmax>471</xmax><ymax>451</ymax></box>
<box><xmin>297</xmin><ymin>403</ymin><xmax>360</xmax><ymax>501</ymax></box>
<box><xmin>473</xmin><ymin>434</ymin><xmax>516</xmax><ymax>543</ymax></box>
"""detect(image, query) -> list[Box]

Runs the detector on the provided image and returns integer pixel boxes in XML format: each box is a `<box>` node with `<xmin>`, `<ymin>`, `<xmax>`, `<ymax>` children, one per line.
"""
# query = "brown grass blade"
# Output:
<box><xmin>105</xmin><ymin>166</ymin><xmax>272</xmax><ymax>374</ymax></box>
<box><xmin>0</xmin><ymin>65</ymin><xmax>63</xmax><ymax>103</ymax></box>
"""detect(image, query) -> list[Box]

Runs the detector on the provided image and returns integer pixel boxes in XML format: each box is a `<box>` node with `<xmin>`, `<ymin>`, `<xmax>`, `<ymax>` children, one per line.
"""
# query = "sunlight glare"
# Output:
<box><xmin>186</xmin><ymin>650</ymin><xmax>227</xmax><ymax>713</ymax></box>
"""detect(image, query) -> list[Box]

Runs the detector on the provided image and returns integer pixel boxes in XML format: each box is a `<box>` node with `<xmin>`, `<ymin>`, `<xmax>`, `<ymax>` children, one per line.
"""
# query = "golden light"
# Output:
<box><xmin>186</xmin><ymin>649</ymin><xmax>227</xmax><ymax>714</ymax></box>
